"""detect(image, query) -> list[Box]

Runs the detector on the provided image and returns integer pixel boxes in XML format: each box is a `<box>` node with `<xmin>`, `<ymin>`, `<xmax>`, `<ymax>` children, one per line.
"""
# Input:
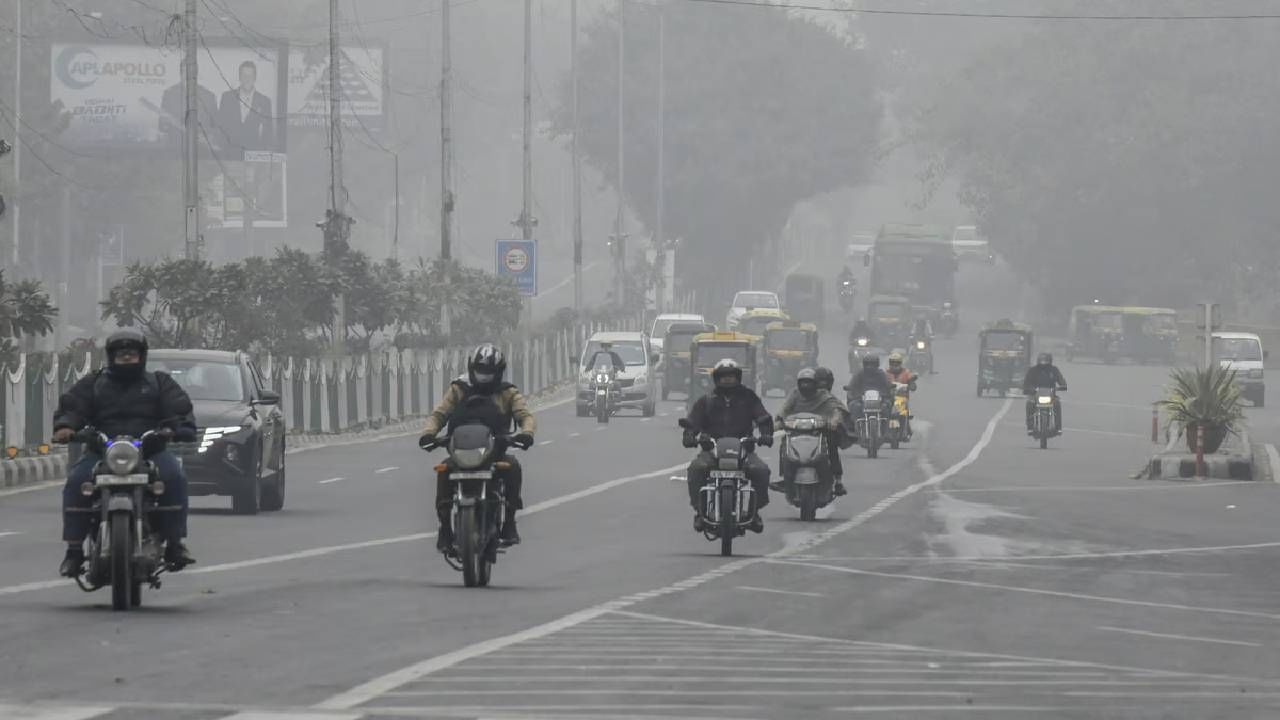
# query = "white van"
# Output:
<box><xmin>1213</xmin><ymin>331</ymin><xmax>1266</xmax><ymax>407</ymax></box>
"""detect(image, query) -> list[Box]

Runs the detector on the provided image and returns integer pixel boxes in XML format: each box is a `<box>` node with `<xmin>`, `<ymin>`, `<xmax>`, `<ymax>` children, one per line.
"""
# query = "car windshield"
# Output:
<box><xmin>695</xmin><ymin>344</ymin><xmax>750</xmax><ymax>367</ymax></box>
<box><xmin>1214</xmin><ymin>337</ymin><xmax>1263</xmax><ymax>362</ymax></box>
<box><xmin>734</xmin><ymin>292</ymin><xmax>778</xmax><ymax>309</ymax></box>
<box><xmin>585</xmin><ymin>341</ymin><xmax>646</xmax><ymax>367</ymax></box>
<box><xmin>983</xmin><ymin>332</ymin><xmax>1025</xmax><ymax>352</ymax></box>
<box><xmin>769</xmin><ymin>329</ymin><xmax>810</xmax><ymax>350</ymax></box>
<box><xmin>150</xmin><ymin>359</ymin><xmax>244</xmax><ymax>401</ymax></box>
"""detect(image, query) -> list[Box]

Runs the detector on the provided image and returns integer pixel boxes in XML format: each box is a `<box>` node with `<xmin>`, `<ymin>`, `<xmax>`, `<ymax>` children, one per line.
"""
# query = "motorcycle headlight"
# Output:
<box><xmin>105</xmin><ymin>441</ymin><xmax>141</xmax><ymax>475</ymax></box>
<box><xmin>1038</xmin><ymin>395</ymin><xmax>1053</xmax><ymax>405</ymax></box>
<box><xmin>857</xmin><ymin>339</ymin><xmax>868</xmax><ymax>347</ymax></box>
<box><xmin>916</xmin><ymin>341</ymin><xmax>926</xmax><ymax>350</ymax></box>
<box><xmin>452</xmin><ymin>447</ymin><xmax>487</xmax><ymax>470</ymax></box>
<box><xmin>595</xmin><ymin>373</ymin><xmax>609</xmax><ymax>383</ymax></box>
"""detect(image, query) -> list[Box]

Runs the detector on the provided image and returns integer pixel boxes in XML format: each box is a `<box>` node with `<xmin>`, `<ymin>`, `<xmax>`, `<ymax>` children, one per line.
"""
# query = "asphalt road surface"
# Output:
<box><xmin>5</xmin><ymin>283</ymin><xmax>1280</xmax><ymax>719</ymax></box>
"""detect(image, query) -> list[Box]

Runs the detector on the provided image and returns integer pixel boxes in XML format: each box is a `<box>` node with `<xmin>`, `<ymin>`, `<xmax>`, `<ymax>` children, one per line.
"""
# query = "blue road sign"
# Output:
<box><xmin>496</xmin><ymin>239</ymin><xmax>537</xmax><ymax>297</ymax></box>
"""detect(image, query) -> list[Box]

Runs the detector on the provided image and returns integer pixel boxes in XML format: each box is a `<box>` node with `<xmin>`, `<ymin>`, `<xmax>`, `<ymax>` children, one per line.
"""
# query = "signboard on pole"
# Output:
<box><xmin>496</xmin><ymin>239</ymin><xmax>537</xmax><ymax>297</ymax></box>
<box><xmin>288</xmin><ymin>45</ymin><xmax>386</xmax><ymax>132</ymax></box>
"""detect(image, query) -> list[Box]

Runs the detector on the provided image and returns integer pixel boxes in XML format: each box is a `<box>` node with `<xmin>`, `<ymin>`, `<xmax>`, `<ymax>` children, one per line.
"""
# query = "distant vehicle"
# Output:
<box><xmin>783</xmin><ymin>273</ymin><xmax>825</xmax><ymax>324</ymax></box>
<box><xmin>577</xmin><ymin>332</ymin><xmax>658</xmax><ymax>417</ymax></box>
<box><xmin>867</xmin><ymin>224</ymin><xmax>958</xmax><ymax>312</ymax></box>
<box><xmin>1213</xmin><ymin>331</ymin><xmax>1266</xmax><ymax>407</ymax></box>
<box><xmin>846</xmin><ymin>233</ymin><xmax>876</xmax><ymax>262</ymax></box>
<box><xmin>150</xmin><ymin>349</ymin><xmax>286</xmax><ymax>515</ymax></box>
<box><xmin>650</xmin><ymin>313</ymin><xmax>705</xmax><ymax>354</ymax></box>
<box><xmin>726</xmin><ymin>290</ymin><xmax>781</xmax><ymax>331</ymax></box>
<box><xmin>951</xmin><ymin>225</ymin><xmax>996</xmax><ymax>265</ymax></box>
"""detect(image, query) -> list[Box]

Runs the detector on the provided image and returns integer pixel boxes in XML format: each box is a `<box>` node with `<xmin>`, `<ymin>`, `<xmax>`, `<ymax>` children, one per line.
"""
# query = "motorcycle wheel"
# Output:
<box><xmin>456</xmin><ymin>507</ymin><xmax>484</xmax><ymax>588</ymax></box>
<box><xmin>719</xmin><ymin>484</ymin><xmax>735</xmax><ymax>557</ymax></box>
<box><xmin>476</xmin><ymin>507</ymin><xmax>494</xmax><ymax>588</ymax></box>
<box><xmin>109</xmin><ymin>514</ymin><xmax>132</xmax><ymax>612</ymax></box>
<box><xmin>867</xmin><ymin>424</ymin><xmax>879</xmax><ymax>459</ymax></box>
<box><xmin>596</xmin><ymin>395</ymin><xmax>608</xmax><ymax>424</ymax></box>
<box><xmin>798</xmin><ymin>484</ymin><xmax>817</xmax><ymax>522</ymax></box>
<box><xmin>891</xmin><ymin>432</ymin><xmax>900</xmax><ymax>451</ymax></box>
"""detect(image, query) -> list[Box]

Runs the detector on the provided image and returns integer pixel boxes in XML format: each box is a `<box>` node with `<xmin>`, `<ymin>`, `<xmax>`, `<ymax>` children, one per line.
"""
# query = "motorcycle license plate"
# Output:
<box><xmin>95</xmin><ymin>474</ymin><xmax>149</xmax><ymax>486</ymax></box>
<box><xmin>709</xmin><ymin>470</ymin><xmax>741</xmax><ymax>479</ymax></box>
<box><xmin>449</xmin><ymin>471</ymin><xmax>492</xmax><ymax>480</ymax></box>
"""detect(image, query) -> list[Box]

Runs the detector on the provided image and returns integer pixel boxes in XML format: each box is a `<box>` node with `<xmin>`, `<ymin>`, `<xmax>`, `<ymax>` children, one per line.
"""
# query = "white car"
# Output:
<box><xmin>1213</xmin><ymin>331</ymin><xmax>1266</xmax><ymax>407</ymax></box>
<box><xmin>577</xmin><ymin>332</ymin><xmax>658</xmax><ymax>417</ymax></box>
<box><xmin>725</xmin><ymin>291</ymin><xmax>781</xmax><ymax>331</ymax></box>
<box><xmin>649</xmin><ymin>313</ymin><xmax>706</xmax><ymax>354</ymax></box>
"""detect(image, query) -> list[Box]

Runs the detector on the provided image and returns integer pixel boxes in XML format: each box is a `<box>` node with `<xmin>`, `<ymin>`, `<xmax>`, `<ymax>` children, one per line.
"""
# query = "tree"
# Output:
<box><xmin>559</xmin><ymin>1</ymin><xmax>882</xmax><ymax>295</ymax></box>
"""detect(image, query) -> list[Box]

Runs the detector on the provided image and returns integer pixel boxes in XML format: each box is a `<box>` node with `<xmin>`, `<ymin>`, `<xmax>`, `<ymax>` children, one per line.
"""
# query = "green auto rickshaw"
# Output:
<box><xmin>977</xmin><ymin>319</ymin><xmax>1033</xmax><ymax>397</ymax></box>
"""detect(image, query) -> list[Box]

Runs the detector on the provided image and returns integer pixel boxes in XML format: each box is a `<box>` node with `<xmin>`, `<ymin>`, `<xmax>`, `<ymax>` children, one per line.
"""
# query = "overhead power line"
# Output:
<box><xmin>678</xmin><ymin>0</ymin><xmax>1280</xmax><ymax>20</ymax></box>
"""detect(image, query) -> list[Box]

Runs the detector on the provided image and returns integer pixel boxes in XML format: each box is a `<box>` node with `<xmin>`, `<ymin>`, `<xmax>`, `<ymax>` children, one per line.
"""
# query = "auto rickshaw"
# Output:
<box><xmin>977</xmin><ymin>319</ymin><xmax>1033</xmax><ymax>397</ymax></box>
<box><xmin>1120</xmin><ymin>307</ymin><xmax>1179</xmax><ymax>364</ymax></box>
<box><xmin>762</xmin><ymin>320</ymin><xmax>819</xmax><ymax>396</ymax></box>
<box><xmin>867</xmin><ymin>295</ymin><xmax>913</xmax><ymax>351</ymax></box>
<box><xmin>660</xmin><ymin>322</ymin><xmax>716</xmax><ymax>400</ymax></box>
<box><xmin>686</xmin><ymin>331</ymin><xmax>761</xmax><ymax>413</ymax></box>
<box><xmin>1065</xmin><ymin>305</ymin><xmax>1125</xmax><ymax>364</ymax></box>
<box><xmin>783</xmin><ymin>273</ymin><xmax>825</xmax><ymax>324</ymax></box>
<box><xmin>735</xmin><ymin>308</ymin><xmax>790</xmax><ymax>341</ymax></box>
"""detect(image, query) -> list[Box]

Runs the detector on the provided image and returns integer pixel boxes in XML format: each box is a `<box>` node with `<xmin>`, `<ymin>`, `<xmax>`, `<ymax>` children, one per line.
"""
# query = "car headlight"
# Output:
<box><xmin>633</xmin><ymin>374</ymin><xmax>648</xmax><ymax>386</ymax></box>
<box><xmin>105</xmin><ymin>441</ymin><xmax>141</xmax><ymax>475</ymax></box>
<box><xmin>199</xmin><ymin>425</ymin><xmax>248</xmax><ymax>454</ymax></box>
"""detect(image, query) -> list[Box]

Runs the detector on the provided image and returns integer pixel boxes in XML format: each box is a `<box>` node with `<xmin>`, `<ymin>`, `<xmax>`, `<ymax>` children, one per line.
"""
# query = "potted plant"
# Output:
<box><xmin>1157</xmin><ymin>364</ymin><xmax>1245</xmax><ymax>454</ymax></box>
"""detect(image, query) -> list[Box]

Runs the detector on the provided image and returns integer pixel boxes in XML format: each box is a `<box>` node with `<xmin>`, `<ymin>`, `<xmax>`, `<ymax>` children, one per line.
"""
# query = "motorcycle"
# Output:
<box><xmin>421</xmin><ymin>425</ymin><xmax>531</xmax><ymax>587</ymax></box>
<box><xmin>589</xmin><ymin>363</ymin><xmax>619</xmax><ymax>424</ymax></box>
<box><xmin>68</xmin><ymin>427</ymin><xmax>179</xmax><ymax>611</ymax></box>
<box><xmin>939</xmin><ymin>302</ymin><xmax>958</xmax><ymax>338</ymax></box>
<box><xmin>1031</xmin><ymin>386</ymin><xmax>1065</xmax><ymax>449</ymax></box>
<box><xmin>779</xmin><ymin>413</ymin><xmax>836</xmax><ymax>521</ymax></box>
<box><xmin>838</xmin><ymin>280</ymin><xmax>856</xmax><ymax>313</ymax></box>
<box><xmin>908</xmin><ymin>337</ymin><xmax>934</xmax><ymax>374</ymax></box>
<box><xmin>854</xmin><ymin>389</ymin><xmax>886</xmax><ymax>459</ymax></box>
<box><xmin>887</xmin><ymin>383</ymin><xmax>913</xmax><ymax>449</ymax></box>
<box><xmin>679</xmin><ymin>418</ymin><xmax>761</xmax><ymax>557</ymax></box>
<box><xmin>848</xmin><ymin>338</ymin><xmax>883</xmax><ymax>373</ymax></box>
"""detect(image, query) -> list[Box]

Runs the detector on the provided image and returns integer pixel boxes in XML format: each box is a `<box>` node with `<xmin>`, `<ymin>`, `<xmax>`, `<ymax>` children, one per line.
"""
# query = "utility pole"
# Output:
<box><xmin>571</xmin><ymin>0</ymin><xmax>583</xmax><ymax>315</ymax></box>
<box><xmin>611</xmin><ymin>1</ymin><xmax>627</xmax><ymax>308</ymax></box>
<box><xmin>654</xmin><ymin>7</ymin><xmax>665</xmax><ymax>314</ymax></box>
<box><xmin>183</xmin><ymin>0</ymin><xmax>200</xmax><ymax>261</ymax></box>
<box><xmin>326</xmin><ymin>0</ymin><xmax>349</xmax><ymax>353</ymax></box>
<box><xmin>439</xmin><ymin>0</ymin><xmax>453</xmax><ymax>338</ymax></box>
<box><xmin>515</xmin><ymin>0</ymin><xmax>536</xmax><ymax>335</ymax></box>
<box><xmin>10</xmin><ymin>0</ymin><xmax>21</xmax><ymax>268</ymax></box>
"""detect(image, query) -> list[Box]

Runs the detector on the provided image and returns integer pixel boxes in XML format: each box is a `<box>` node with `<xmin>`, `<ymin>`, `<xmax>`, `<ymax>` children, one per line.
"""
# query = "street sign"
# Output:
<box><xmin>99</xmin><ymin>225</ymin><xmax>125</xmax><ymax>266</ymax></box>
<box><xmin>496</xmin><ymin>239</ymin><xmax>537</xmax><ymax>297</ymax></box>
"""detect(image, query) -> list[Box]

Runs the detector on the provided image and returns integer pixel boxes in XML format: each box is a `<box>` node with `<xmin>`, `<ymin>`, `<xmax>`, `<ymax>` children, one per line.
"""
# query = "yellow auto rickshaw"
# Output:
<box><xmin>687</xmin><ymin>331</ymin><xmax>761</xmax><ymax>413</ymax></box>
<box><xmin>762</xmin><ymin>320</ymin><xmax>819</xmax><ymax>396</ymax></box>
<box><xmin>735</xmin><ymin>308</ymin><xmax>789</xmax><ymax>341</ymax></box>
<box><xmin>1119</xmin><ymin>307</ymin><xmax>1179</xmax><ymax>364</ymax></box>
<box><xmin>1065</xmin><ymin>305</ymin><xmax>1125</xmax><ymax>364</ymax></box>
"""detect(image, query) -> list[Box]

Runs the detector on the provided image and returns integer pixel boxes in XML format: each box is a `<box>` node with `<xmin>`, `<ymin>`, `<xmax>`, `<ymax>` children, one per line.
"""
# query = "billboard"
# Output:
<box><xmin>496</xmin><ymin>240</ymin><xmax>537</xmax><ymax>297</ymax></box>
<box><xmin>288</xmin><ymin>45</ymin><xmax>386</xmax><ymax>132</ymax></box>
<box><xmin>204</xmin><ymin>151</ymin><xmax>288</xmax><ymax>229</ymax></box>
<box><xmin>51</xmin><ymin>41</ymin><xmax>288</xmax><ymax>155</ymax></box>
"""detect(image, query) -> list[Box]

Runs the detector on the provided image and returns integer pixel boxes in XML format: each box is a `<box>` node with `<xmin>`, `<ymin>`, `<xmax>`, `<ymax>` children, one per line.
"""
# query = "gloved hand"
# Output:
<box><xmin>698</xmin><ymin>436</ymin><xmax>715</xmax><ymax>452</ymax></box>
<box><xmin>756</xmin><ymin>433</ymin><xmax>774</xmax><ymax>448</ymax></box>
<box><xmin>157</xmin><ymin>427</ymin><xmax>176</xmax><ymax>440</ymax></box>
<box><xmin>51</xmin><ymin>427</ymin><xmax>74</xmax><ymax>444</ymax></box>
<box><xmin>418</xmin><ymin>432</ymin><xmax>438</xmax><ymax>449</ymax></box>
<box><xmin>682</xmin><ymin>431</ymin><xmax>698</xmax><ymax>449</ymax></box>
<box><xmin>511</xmin><ymin>432</ymin><xmax>534</xmax><ymax>450</ymax></box>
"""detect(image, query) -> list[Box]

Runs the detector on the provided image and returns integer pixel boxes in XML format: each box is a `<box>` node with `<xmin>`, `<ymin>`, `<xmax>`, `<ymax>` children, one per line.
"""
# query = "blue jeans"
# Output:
<box><xmin>62</xmin><ymin>450</ymin><xmax>188</xmax><ymax>543</ymax></box>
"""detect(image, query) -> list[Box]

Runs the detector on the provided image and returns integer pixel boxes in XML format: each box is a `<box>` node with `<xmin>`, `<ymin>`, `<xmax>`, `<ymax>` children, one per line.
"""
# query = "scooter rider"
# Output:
<box><xmin>420</xmin><ymin>344</ymin><xmax>536</xmax><ymax>550</ymax></box>
<box><xmin>682</xmin><ymin>359</ymin><xmax>774</xmax><ymax>533</ymax></box>
<box><xmin>1022</xmin><ymin>352</ymin><xmax>1068</xmax><ymax>433</ymax></box>
<box><xmin>51</xmin><ymin>329</ymin><xmax>198</xmax><ymax>577</ymax></box>
<box><xmin>777</xmin><ymin>368</ymin><xmax>849</xmax><ymax>497</ymax></box>
<box><xmin>885</xmin><ymin>351</ymin><xmax>918</xmax><ymax>437</ymax></box>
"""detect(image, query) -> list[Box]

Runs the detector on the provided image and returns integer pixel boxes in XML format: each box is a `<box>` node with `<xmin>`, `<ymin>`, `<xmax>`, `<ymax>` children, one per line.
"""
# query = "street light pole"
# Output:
<box><xmin>571</xmin><ymin>0</ymin><xmax>583</xmax><ymax>315</ymax></box>
<box><xmin>612</xmin><ymin>1</ymin><xmax>627</xmax><ymax>308</ymax></box>
<box><xmin>183</xmin><ymin>0</ymin><xmax>200</xmax><ymax>261</ymax></box>
<box><xmin>10</xmin><ymin>0</ymin><xmax>21</xmax><ymax>268</ymax></box>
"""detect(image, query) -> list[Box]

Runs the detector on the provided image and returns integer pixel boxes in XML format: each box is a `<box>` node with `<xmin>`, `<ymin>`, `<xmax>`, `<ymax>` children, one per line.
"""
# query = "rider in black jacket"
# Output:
<box><xmin>682</xmin><ymin>359</ymin><xmax>774</xmax><ymax>532</ymax></box>
<box><xmin>1022</xmin><ymin>353</ymin><xmax>1068</xmax><ymax>432</ymax></box>
<box><xmin>51</xmin><ymin>329</ymin><xmax>198</xmax><ymax>577</ymax></box>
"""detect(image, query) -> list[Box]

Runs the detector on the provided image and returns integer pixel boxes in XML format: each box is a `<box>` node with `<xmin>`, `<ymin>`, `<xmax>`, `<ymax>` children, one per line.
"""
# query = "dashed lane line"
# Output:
<box><xmin>735</xmin><ymin>585</ymin><xmax>824</xmax><ymax>598</ymax></box>
<box><xmin>787</xmin><ymin>540</ymin><xmax>1280</xmax><ymax>563</ymax></box>
<box><xmin>318</xmin><ymin>477</ymin><xmax>345</xmax><ymax>485</ymax></box>
<box><xmin>374</xmin><ymin>467</ymin><xmax>399</xmax><ymax>474</ymax></box>
<box><xmin>1096</xmin><ymin>626</ymin><xmax>1261</xmax><ymax>648</ymax></box>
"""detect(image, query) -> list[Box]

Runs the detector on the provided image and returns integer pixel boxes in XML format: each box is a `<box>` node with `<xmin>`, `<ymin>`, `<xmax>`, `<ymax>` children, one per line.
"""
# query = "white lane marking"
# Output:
<box><xmin>319</xmin><ymin>400</ymin><xmax>1027</xmax><ymax>710</ymax></box>
<box><xmin>1097</xmin><ymin>626</ymin><xmax>1261</xmax><ymax>648</ymax></box>
<box><xmin>0</xmin><ymin>530</ymin><xmax>22</xmax><ymax>538</ymax></box>
<box><xmin>568</xmin><ymin>432</ymin><xmax>581</xmax><ymax>438</ymax></box>
<box><xmin>375</xmin><ymin>466</ymin><xmax>399</xmax><ymax>474</ymax></box>
<box><xmin>318</xmin><ymin>477</ymin><xmax>344</xmax><ymax>485</ymax></box>
<box><xmin>735</xmin><ymin>585</ymin><xmax>824</xmax><ymax>598</ymax></box>
<box><xmin>538</xmin><ymin>440</ymin><xmax>554</xmax><ymax>446</ymax></box>
<box><xmin>0</xmin><ymin>480</ymin><xmax>60</xmax><ymax>498</ymax></box>
<box><xmin>0</xmin><ymin>705</ymin><xmax>115</xmax><ymax>720</ymax></box>
<box><xmin>790</xmin><ymin>540</ymin><xmax>1280</xmax><ymax>563</ymax></box>
<box><xmin>404</xmin><ymin>676</ymin><xmax>1218</xmax><ymax>687</ymax></box>
<box><xmin>939</xmin><ymin>481</ymin><xmax>1253</xmax><ymax>493</ymax></box>
<box><xmin>827</xmin><ymin>706</ymin><xmax>1089</xmax><ymax>713</ymax></box>
<box><xmin>1266</xmin><ymin>444</ymin><xmax>1280</xmax><ymax>483</ymax></box>
<box><xmin>0</xmin><ymin>463</ymin><xmax>685</xmax><ymax>596</ymax></box>
<box><xmin>220</xmin><ymin>713</ymin><xmax>361</xmax><ymax>720</ymax></box>
<box><xmin>772</xmin><ymin>560</ymin><xmax>1280</xmax><ymax>621</ymax></box>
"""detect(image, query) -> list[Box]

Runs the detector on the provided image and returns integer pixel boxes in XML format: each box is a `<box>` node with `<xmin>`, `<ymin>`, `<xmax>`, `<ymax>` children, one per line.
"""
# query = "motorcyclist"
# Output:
<box><xmin>1022</xmin><ymin>352</ymin><xmax>1068</xmax><ymax>433</ymax></box>
<box><xmin>777</xmin><ymin>368</ymin><xmax>849</xmax><ymax>497</ymax></box>
<box><xmin>845</xmin><ymin>354</ymin><xmax>893</xmax><ymax>431</ymax></box>
<box><xmin>586</xmin><ymin>342</ymin><xmax>626</xmax><ymax>373</ymax></box>
<box><xmin>885</xmin><ymin>351</ymin><xmax>918</xmax><ymax>437</ymax></box>
<box><xmin>420</xmin><ymin>343</ymin><xmax>536</xmax><ymax>550</ymax></box>
<box><xmin>682</xmin><ymin>359</ymin><xmax>774</xmax><ymax>533</ymax></box>
<box><xmin>849</xmin><ymin>319</ymin><xmax>875</xmax><ymax>347</ymax></box>
<box><xmin>51</xmin><ymin>329</ymin><xmax>198</xmax><ymax>577</ymax></box>
<box><xmin>910</xmin><ymin>317</ymin><xmax>934</xmax><ymax>344</ymax></box>
<box><xmin>837</xmin><ymin>266</ymin><xmax>856</xmax><ymax>291</ymax></box>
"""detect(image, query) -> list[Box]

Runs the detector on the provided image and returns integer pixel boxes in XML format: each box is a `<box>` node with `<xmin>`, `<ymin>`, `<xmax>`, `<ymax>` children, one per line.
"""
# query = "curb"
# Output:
<box><xmin>1147</xmin><ymin>429</ymin><xmax>1255</xmax><ymax>481</ymax></box>
<box><xmin>0</xmin><ymin>384</ymin><xmax>576</xmax><ymax>493</ymax></box>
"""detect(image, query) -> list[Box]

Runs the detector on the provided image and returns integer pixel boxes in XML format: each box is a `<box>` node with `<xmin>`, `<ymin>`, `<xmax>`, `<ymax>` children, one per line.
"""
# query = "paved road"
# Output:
<box><xmin>5</xmin><ymin>282</ymin><xmax>1280</xmax><ymax>718</ymax></box>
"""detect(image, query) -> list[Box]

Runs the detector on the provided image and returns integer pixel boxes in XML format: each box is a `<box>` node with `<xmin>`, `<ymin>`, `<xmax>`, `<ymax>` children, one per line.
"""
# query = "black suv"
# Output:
<box><xmin>149</xmin><ymin>349</ymin><xmax>287</xmax><ymax>515</ymax></box>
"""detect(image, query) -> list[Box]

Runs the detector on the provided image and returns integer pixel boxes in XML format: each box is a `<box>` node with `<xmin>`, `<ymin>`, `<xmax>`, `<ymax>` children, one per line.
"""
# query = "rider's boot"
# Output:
<box><xmin>500</xmin><ymin>510</ymin><xmax>521</xmax><ymax>546</ymax></box>
<box><xmin>435</xmin><ymin>507</ymin><xmax>454</xmax><ymax>553</ymax></box>
<box><xmin>59</xmin><ymin>544</ymin><xmax>84</xmax><ymax>578</ymax></box>
<box><xmin>164</xmin><ymin>540</ymin><xmax>196</xmax><ymax>571</ymax></box>
<box><xmin>833</xmin><ymin>476</ymin><xmax>848</xmax><ymax>497</ymax></box>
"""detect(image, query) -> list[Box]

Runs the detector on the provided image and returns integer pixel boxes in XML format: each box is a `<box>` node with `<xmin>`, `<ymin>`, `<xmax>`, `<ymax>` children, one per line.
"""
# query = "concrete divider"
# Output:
<box><xmin>1148</xmin><ymin>424</ymin><xmax>1255</xmax><ymax>480</ymax></box>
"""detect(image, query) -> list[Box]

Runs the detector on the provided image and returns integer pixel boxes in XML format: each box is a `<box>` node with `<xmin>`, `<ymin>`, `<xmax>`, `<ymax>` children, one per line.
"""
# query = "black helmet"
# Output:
<box><xmin>862</xmin><ymin>353</ymin><xmax>880</xmax><ymax>370</ymax></box>
<box><xmin>468</xmin><ymin>343</ymin><xmax>507</xmax><ymax>393</ymax></box>
<box><xmin>814</xmin><ymin>366</ymin><xmax>835</xmax><ymax>391</ymax></box>
<box><xmin>1038</xmin><ymin>352</ymin><xmax>1053</xmax><ymax>366</ymax></box>
<box><xmin>712</xmin><ymin>358</ymin><xmax>742</xmax><ymax>389</ymax></box>
<box><xmin>105</xmin><ymin>328</ymin><xmax>148</xmax><ymax>365</ymax></box>
<box><xmin>797</xmin><ymin>367</ymin><xmax>818</xmax><ymax>399</ymax></box>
